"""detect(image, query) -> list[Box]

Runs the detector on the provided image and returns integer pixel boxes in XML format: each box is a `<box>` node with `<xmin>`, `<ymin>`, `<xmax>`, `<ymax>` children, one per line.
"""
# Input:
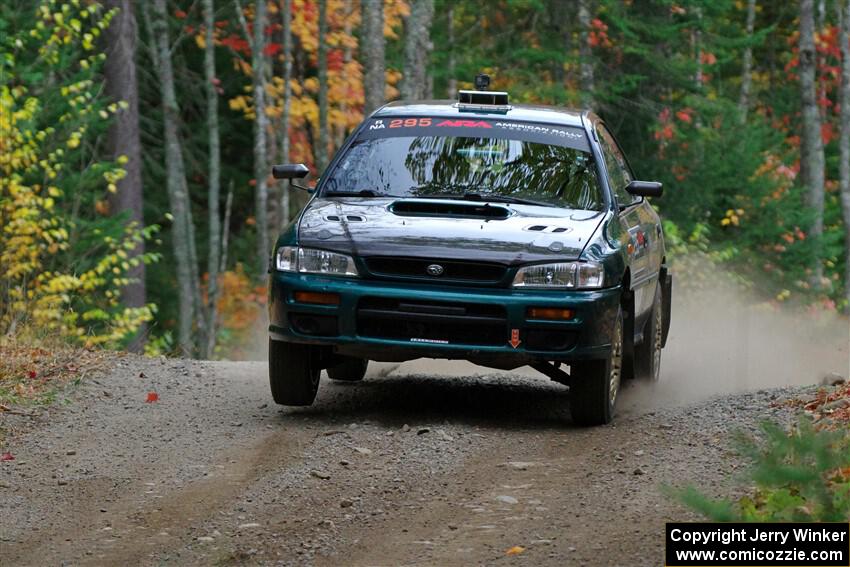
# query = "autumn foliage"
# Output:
<box><xmin>0</xmin><ymin>1</ymin><xmax>158</xmax><ymax>347</ymax></box>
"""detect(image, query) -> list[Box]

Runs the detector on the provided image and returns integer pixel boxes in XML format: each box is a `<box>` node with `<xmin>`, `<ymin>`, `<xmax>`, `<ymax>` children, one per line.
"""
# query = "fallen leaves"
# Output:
<box><xmin>800</xmin><ymin>382</ymin><xmax>850</xmax><ymax>429</ymax></box>
<box><xmin>145</xmin><ymin>392</ymin><xmax>159</xmax><ymax>403</ymax></box>
<box><xmin>505</xmin><ymin>545</ymin><xmax>525</xmax><ymax>556</ymax></box>
<box><xmin>0</xmin><ymin>339</ymin><xmax>113</xmax><ymax>409</ymax></box>
<box><xmin>1</xmin><ymin>452</ymin><xmax>14</xmax><ymax>461</ymax></box>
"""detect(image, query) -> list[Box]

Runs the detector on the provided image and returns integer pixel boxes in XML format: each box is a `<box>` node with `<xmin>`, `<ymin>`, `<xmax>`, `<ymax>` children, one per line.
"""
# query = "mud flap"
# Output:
<box><xmin>660</xmin><ymin>268</ymin><xmax>672</xmax><ymax>348</ymax></box>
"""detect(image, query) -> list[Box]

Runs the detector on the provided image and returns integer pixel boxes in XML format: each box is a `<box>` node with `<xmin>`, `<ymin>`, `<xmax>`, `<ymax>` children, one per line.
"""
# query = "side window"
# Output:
<box><xmin>597</xmin><ymin>125</ymin><xmax>636</xmax><ymax>208</ymax></box>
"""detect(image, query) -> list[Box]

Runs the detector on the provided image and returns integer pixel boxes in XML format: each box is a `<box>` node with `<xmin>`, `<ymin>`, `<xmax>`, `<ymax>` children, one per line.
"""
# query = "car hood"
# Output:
<box><xmin>297</xmin><ymin>197</ymin><xmax>605</xmax><ymax>264</ymax></box>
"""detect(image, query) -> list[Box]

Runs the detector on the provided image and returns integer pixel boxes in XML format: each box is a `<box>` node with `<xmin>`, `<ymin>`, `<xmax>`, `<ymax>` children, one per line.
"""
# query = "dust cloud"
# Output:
<box><xmin>624</xmin><ymin>275</ymin><xmax>850</xmax><ymax>409</ymax></box>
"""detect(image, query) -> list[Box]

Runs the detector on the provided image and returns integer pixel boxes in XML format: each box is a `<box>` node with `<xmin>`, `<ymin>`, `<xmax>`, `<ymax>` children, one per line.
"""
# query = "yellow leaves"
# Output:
<box><xmin>505</xmin><ymin>546</ymin><xmax>525</xmax><ymax>556</ymax></box>
<box><xmin>229</xmin><ymin>95</ymin><xmax>251</xmax><ymax>113</ymax></box>
<box><xmin>720</xmin><ymin>208</ymin><xmax>745</xmax><ymax>227</ymax></box>
<box><xmin>0</xmin><ymin>3</ymin><xmax>156</xmax><ymax>348</ymax></box>
<box><xmin>195</xmin><ymin>33</ymin><xmax>206</xmax><ymax>50</ymax></box>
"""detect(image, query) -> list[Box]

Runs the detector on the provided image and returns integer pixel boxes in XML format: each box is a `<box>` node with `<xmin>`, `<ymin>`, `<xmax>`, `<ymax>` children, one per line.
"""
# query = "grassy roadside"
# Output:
<box><xmin>678</xmin><ymin>381</ymin><xmax>850</xmax><ymax>521</ymax></box>
<box><xmin>0</xmin><ymin>339</ymin><xmax>115</xmax><ymax>447</ymax></box>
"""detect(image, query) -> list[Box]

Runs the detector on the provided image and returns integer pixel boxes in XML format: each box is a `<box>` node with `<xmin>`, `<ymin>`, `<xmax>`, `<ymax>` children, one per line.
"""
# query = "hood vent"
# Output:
<box><xmin>390</xmin><ymin>200</ymin><xmax>511</xmax><ymax>220</ymax></box>
<box><xmin>326</xmin><ymin>214</ymin><xmax>365</xmax><ymax>222</ymax></box>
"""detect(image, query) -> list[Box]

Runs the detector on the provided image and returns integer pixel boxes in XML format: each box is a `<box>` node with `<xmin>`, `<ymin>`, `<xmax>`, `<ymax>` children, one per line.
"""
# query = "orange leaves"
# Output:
<box><xmin>145</xmin><ymin>392</ymin><xmax>159</xmax><ymax>403</ymax></box>
<box><xmin>505</xmin><ymin>546</ymin><xmax>525</xmax><ymax>556</ymax></box>
<box><xmin>588</xmin><ymin>18</ymin><xmax>612</xmax><ymax>49</ymax></box>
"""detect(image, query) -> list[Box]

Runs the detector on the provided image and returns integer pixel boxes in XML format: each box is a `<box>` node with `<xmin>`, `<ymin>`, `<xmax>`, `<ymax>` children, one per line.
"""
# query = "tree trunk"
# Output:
<box><xmin>401</xmin><ymin>0</ymin><xmax>434</xmax><ymax>100</ymax></box>
<box><xmin>151</xmin><ymin>0</ymin><xmax>198</xmax><ymax>356</ymax></box>
<box><xmin>279</xmin><ymin>0</ymin><xmax>293</xmax><ymax>231</ymax></box>
<box><xmin>335</xmin><ymin>4</ymin><xmax>353</xmax><ymax>150</ymax></box>
<box><xmin>446</xmin><ymin>5</ymin><xmax>456</xmax><ymax>98</ymax></box>
<box><xmin>317</xmin><ymin>0</ymin><xmax>329</xmax><ymax>172</ymax></box>
<box><xmin>362</xmin><ymin>0</ymin><xmax>386</xmax><ymax>114</ymax></box>
<box><xmin>578</xmin><ymin>0</ymin><xmax>594</xmax><ymax>108</ymax></box>
<box><xmin>103</xmin><ymin>0</ymin><xmax>146</xmax><ymax>352</ymax></box>
<box><xmin>839</xmin><ymin>0</ymin><xmax>850</xmax><ymax>305</ymax></box>
<box><xmin>202</xmin><ymin>0</ymin><xmax>221</xmax><ymax>359</ymax></box>
<box><xmin>738</xmin><ymin>0</ymin><xmax>757</xmax><ymax>123</ymax></box>
<box><xmin>252</xmin><ymin>0</ymin><xmax>269</xmax><ymax>274</ymax></box>
<box><xmin>799</xmin><ymin>0</ymin><xmax>826</xmax><ymax>287</ymax></box>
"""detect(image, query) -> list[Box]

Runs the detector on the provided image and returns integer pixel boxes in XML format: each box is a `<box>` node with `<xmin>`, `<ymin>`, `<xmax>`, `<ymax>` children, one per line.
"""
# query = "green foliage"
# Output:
<box><xmin>678</xmin><ymin>418</ymin><xmax>850</xmax><ymax>522</ymax></box>
<box><xmin>0</xmin><ymin>0</ymin><xmax>159</xmax><ymax>347</ymax></box>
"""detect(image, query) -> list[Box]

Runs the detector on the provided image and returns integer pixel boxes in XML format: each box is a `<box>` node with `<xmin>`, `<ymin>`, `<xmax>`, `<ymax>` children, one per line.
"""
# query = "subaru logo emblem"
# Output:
<box><xmin>426</xmin><ymin>264</ymin><xmax>444</xmax><ymax>276</ymax></box>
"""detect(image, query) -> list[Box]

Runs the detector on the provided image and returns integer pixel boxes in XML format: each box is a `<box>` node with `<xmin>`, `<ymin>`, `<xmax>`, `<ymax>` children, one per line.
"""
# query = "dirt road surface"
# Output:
<box><xmin>3</xmin><ymin>288</ymin><xmax>848</xmax><ymax>566</ymax></box>
<box><xmin>0</xmin><ymin>355</ymin><xmax>821</xmax><ymax>567</ymax></box>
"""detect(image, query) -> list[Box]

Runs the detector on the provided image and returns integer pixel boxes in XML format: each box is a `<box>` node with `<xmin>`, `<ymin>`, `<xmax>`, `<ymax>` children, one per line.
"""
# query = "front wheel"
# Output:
<box><xmin>269</xmin><ymin>339</ymin><xmax>320</xmax><ymax>406</ymax></box>
<box><xmin>569</xmin><ymin>308</ymin><xmax>623</xmax><ymax>426</ymax></box>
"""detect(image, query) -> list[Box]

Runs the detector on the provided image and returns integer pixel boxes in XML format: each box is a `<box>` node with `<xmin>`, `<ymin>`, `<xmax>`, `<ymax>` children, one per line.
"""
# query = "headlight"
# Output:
<box><xmin>275</xmin><ymin>246</ymin><xmax>358</xmax><ymax>276</ymax></box>
<box><xmin>512</xmin><ymin>261</ymin><xmax>604</xmax><ymax>289</ymax></box>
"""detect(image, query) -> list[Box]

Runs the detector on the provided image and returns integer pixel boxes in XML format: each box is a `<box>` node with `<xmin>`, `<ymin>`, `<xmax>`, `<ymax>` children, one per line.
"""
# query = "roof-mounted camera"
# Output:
<box><xmin>474</xmin><ymin>73</ymin><xmax>491</xmax><ymax>91</ymax></box>
<box><xmin>457</xmin><ymin>73</ymin><xmax>510</xmax><ymax>113</ymax></box>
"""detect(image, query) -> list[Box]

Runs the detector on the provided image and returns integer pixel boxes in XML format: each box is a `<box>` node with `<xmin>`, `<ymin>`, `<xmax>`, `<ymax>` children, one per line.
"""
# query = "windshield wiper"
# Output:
<box><xmin>414</xmin><ymin>191</ymin><xmax>550</xmax><ymax>207</ymax></box>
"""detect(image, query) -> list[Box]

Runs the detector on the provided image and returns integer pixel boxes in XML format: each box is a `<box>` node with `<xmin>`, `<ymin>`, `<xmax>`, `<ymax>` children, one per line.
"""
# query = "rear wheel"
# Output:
<box><xmin>634</xmin><ymin>284</ymin><xmax>663</xmax><ymax>381</ymax></box>
<box><xmin>327</xmin><ymin>357</ymin><xmax>368</xmax><ymax>382</ymax></box>
<box><xmin>269</xmin><ymin>339</ymin><xmax>320</xmax><ymax>406</ymax></box>
<box><xmin>569</xmin><ymin>308</ymin><xmax>623</xmax><ymax>426</ymax></box>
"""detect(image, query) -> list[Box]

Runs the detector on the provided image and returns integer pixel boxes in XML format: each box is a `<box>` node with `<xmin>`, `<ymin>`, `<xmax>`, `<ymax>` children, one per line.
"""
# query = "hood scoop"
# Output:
<box><xmin>389</xmin><ymin>199</ymin><xmax>511</xmax><ymax>220</ymax></box>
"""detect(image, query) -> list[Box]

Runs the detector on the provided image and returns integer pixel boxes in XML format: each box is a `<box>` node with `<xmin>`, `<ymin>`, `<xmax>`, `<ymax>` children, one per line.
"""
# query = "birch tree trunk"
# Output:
<box><xmin>799</xmin><ymin>0</ymin><xmax>826</xmax><ymax>286</ymax></box>
<box><xmin>335</xmin><ymin>5</ymin><xmax>353</xmax><ymax>149</ymax></box>
<box><xmin>252</xmin><ymin>0</ymin><xmax>269</xmax><ymax>274</ymax></box>
<box><xmin>446</xmin><ymin>5</ymin><xmax>456</xmax><ymax>98</ymax></box>
<box><xmin>202</xmin><ymin>0</ymin><xmax>221</xmax><ymax>359</ymax></box>
<box><xmin>402</xmin><ymin>0</ymin><xmax>434</xmax><ymax>100</ymax></box>
<box><xmin>838</xmin><ymin>0</ymin><xmax>850</xmax><ymax>305</ymax></box>
<box><xmin>103</xmin><ymin>0</ymin><xmax>146</xmax><ymax>352</ymax></box>
<box><xmin>738</xmin><ymin>0</ymin><xmax>756</xmax><ymax>123</ymax></box>
<box><xmin>151</xmin><ymin>0</ymin><xmax>198</xmax><ymax>356</ymax></box>
<box><xmin>362</xmin><ymin>0</ymin><xmax>385</xmax><ymax>114</ymax></box>
<box><xmin>578</xmin><ymin>0</ymin><xmax>594</xmax><ymax>108</ymax></box>
<box><xmin>317</xmin><ymin>0</ymin><xmax>329</xmax><ymax>172</ymax></box>
<box><xmin>279</xmin><ymin>0</ymin><xmax>293</xmax><ymax>231</ymax></box>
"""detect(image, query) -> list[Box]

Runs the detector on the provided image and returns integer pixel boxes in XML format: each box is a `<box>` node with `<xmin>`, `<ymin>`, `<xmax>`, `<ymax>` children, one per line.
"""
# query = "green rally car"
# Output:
<box><xmin>267</xmin><ymin>80</ymin><xmax>672</xmax><ymax>425</ymax></box>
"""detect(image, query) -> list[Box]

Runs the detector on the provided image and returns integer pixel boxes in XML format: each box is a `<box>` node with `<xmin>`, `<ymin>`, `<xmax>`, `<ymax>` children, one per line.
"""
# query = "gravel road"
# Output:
<box><xmin>0</xmin><ymin>347</ymin><xmax>823</xmax><ymax>567</ymax></box>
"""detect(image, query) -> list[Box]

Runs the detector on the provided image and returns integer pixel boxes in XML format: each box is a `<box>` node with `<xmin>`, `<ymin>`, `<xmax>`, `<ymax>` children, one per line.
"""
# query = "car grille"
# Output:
<box><xmin>363</xmin><ymin>257</ymin><xmax>507</xmax><ymax>284</ymax></box>
<box><xmin>356</xmin><ymin>297</ymin><xmax>507</xmax><ymax>346</ymax></box>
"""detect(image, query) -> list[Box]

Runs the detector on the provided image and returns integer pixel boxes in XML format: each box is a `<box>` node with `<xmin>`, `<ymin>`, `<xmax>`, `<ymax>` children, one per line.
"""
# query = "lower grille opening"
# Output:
<box><xmin>290</xmin><ymin>314</ymin><xmax>339</xmax><ymax>337</ymax></box>
<box><xmin>357</xmin><ymin>297</ymin><xmax>506</xmax><ymax>346</ymax></box>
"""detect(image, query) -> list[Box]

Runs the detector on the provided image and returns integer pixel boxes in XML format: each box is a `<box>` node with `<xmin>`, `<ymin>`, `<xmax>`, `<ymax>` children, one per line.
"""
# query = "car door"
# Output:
<box><xmin>596</xmin><ymin>124</ymin><xmax>660</xmax><ymax>326</ymax></box>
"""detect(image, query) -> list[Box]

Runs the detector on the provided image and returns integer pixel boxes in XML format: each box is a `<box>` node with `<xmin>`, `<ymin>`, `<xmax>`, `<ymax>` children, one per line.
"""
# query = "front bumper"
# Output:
<box><xmin>268</xmin><ymin>272</ymin><xmax>621</xmax><ymax>366</ymax></box>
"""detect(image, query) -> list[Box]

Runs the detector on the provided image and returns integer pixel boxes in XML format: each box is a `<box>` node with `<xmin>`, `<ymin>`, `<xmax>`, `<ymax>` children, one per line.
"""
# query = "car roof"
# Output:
<box><xmin>372</xmin><ymin>100</ymin><xmax>594</xmax><ymax>129</ymax></box>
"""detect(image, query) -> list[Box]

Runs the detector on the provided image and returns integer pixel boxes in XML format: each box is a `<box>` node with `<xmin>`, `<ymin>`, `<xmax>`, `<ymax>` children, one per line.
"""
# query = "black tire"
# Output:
<box><xmin>569</xmin><ymin>308</ymin><xmax>623</xmax><ymax>426</ymax></box>
<box><xmin>268</xmin><ymin>339</ymin><xmax>320</xmax><ymax>406</ymax></box>
<box><xmin>634</xmin><ymin>284</ymin><xmax>663</xmax><ymax>381</ymax></box>
<box><xmin>327</xmin><ymin>357</ymin><xmax>368</xmax><ymax>382</ymax></box>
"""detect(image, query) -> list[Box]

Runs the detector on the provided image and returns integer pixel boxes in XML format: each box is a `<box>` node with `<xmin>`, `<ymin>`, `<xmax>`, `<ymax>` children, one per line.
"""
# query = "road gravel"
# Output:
<box><xmin>1</xmin><ymin>354</ymin><xmax>818</xmax><ymax>566</ymax></box>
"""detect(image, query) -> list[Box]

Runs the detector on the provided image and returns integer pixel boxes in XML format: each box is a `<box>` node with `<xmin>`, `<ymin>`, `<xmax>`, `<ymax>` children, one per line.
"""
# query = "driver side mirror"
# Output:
<box><xmin>625</xmin><ymin>180</ymin><xmax>663</xmax><ymax>198</ymax></box>
<box><xmin>272</xmin><ymin>163</ymin><xmax>309</xmax><ymax>179</ymax></box>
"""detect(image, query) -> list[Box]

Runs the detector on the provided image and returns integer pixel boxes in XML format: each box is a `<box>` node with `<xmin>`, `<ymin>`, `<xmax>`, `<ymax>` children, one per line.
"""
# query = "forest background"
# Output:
<box><xmin>2</xmin><ymin>0</ymin><xmax>849</xmax><ymax>359</ymax></box>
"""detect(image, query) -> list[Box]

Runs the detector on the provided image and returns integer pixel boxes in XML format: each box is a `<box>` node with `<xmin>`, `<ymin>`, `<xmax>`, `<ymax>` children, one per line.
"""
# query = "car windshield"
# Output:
<box><xmin>321</xmin><ymin>119</ymin><xmax>603</xmax><ymax>210</ymax></box>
